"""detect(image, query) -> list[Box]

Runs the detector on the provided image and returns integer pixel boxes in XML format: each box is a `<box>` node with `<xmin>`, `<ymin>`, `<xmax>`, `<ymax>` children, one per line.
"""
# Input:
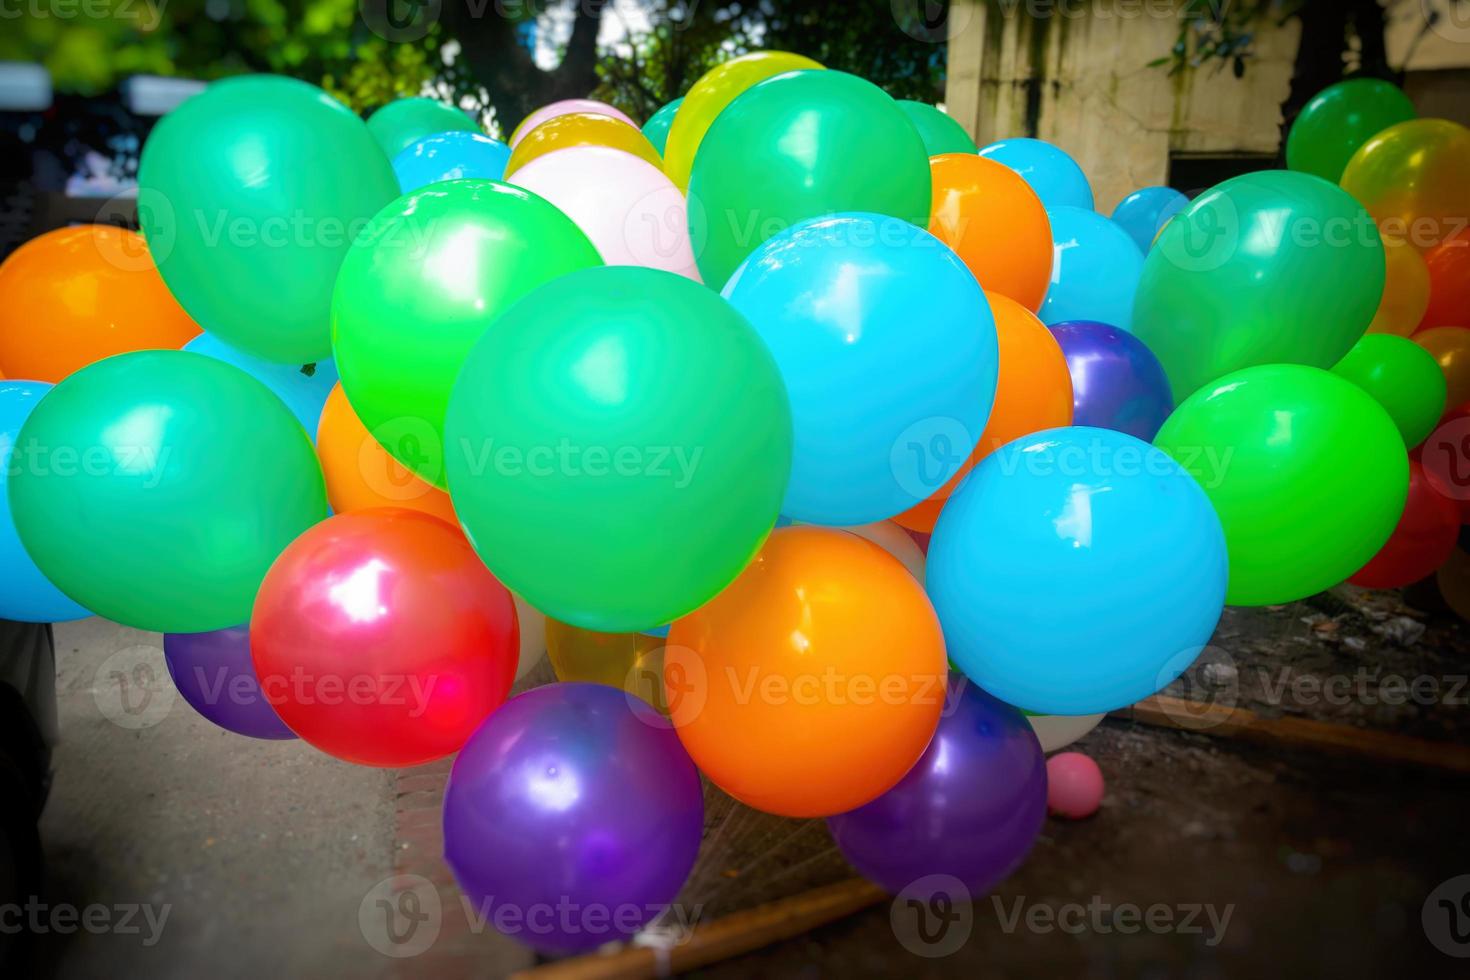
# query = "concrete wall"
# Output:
<box><xmin>944</xmin><ymin>0</ymin><xmax>1300</xmax><ymax>212</ymax></box>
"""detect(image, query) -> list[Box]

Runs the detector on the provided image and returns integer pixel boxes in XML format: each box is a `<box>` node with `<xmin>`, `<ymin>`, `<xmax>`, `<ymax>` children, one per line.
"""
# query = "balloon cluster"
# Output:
<box><xmin>0</xmin><ymin>56</ymin><xmax>1466</xmax><ymax>954</ymax></box>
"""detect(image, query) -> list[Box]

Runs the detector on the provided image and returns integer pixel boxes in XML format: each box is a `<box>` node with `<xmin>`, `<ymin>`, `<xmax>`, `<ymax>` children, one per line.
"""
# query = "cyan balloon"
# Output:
<box><xmin>723</xmin><ymin>214</ymin><xmax>999</xmax><ymax>525</ymax></box>
<box><xmin>183</xmin><ymin>333</ymin><xmax>337</xmax><ymax>440</ymax></box>
<box><xmin>927</xmin><ymin>426</ymin><xmax>1227</xmax><ymax>715</ymax></box>
<box><xmin>392</xmin><ymin>131</ymin><xmax>511</xmax><ymax>192</ymax></box>
<box><xmin>1038</xmin><ymin>207</ymin><xmax>1144</xmax><ymax>329</ymax></box>
<box><xmin>978</xmin><ymin>137</ymin><xmax>1094</xmax><ymax>211</ymax></box>
<box><xmin>641</xmin><ymin>98</ymin><xmax>682</xmax><ymax>155</ymax></box>
<box><xmin>0</xmin><ymin>381</ymin><xmax>91</xmax><ymax>623</ymax></box>
<box><xmin>1111</xmin><ymin>186</ymin><xmax>1189</xmax><ymax>254</ymax></box>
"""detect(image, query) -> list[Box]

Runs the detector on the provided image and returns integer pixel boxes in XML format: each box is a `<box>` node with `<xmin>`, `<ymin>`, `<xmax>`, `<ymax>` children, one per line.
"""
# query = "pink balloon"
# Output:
<box><xmin>509</xmin><ymin>99</ymin><xmax>636</xmax><ymax>147</ymax></box>
<box><xmin>511</xmin><ymin>145</ymin><xmax>702</xmax><ymax>282</ymax></box>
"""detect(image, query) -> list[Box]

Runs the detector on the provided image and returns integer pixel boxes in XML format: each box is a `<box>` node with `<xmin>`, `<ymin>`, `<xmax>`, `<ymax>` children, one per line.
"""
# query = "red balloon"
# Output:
<box><xmin>251</xmin><ymin>509</ymin><xmax>518</xmax><ymax>766</ymax></box>
<box><xmin>1420</xmin><ymin>400</ymin><xmax>1470</xmax><ymax>523</ymax></box>
<box><xmin>1420</xmin><ymin>228</ymin><xmax>1470</xmax><ymax>332</ymax></box>
<box><xmin>1350</xmin><ymin>459</ymin><xmax>1459</xmax><ymax>589</ymax></box>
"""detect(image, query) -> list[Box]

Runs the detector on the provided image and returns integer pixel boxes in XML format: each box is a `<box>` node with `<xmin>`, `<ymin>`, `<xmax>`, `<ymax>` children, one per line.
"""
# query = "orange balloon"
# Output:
<box><xmin>927</xmin><ymin>153</ymin><xmax>1052</xmax><ymax>312</ymax></box>
<box><xmin>1367</xmin><ymin>236</ymin><xmax>1430</xmax><ymax>337</ymax></box>
<box><xmin>504</xmin><ymin>112</ymin><xmax>662</xmax><ymax>177</ymax></box>
<box><xmin>315</xmin><ymin>383</ymin><xmax>456</xmax><ymax>523</ymax></box>
<box><xmin>1421</xmin><ymin>229</ymin><xmax>1470</xmax><ymax>332</ymax></box>
<box><xmin>894</xmin><ymin>292</ymin><xmax>1073</xmax><ymax>532</ymax></box>
<box><xmin>664</xmin><ymin>526</ymin><xmax>947</xmax><ymax>817</ymax></box>
<box><xmin>1415</xmin><ymin>326</ymin><xmax>1470</xmax><ymax>411</ymax></box>
<box><xmin>0</xmin><ymin>225</ymin><xmax>200</xmax><ymax>382</ymax></box>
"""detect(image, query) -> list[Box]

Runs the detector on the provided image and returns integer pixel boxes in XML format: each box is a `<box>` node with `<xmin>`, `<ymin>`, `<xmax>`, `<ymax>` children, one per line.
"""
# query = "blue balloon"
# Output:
<box><xmin>1110</xmin><ymin>186</ymin><xmax>1188</xmax><ymax>254</ymax></box>
<box><xmin>1</xmin><ymin>381</ymin><xmax>91</xmax><ymax>623</ymax></box>
<box><xmin>927</xmin><ymin>426</ymin><xmax>1227</xmax><ymax>715</ymax></box>
<box><xmin>183</xmin><ymin>333</ymin><xmax>337</xmax><ymax>440</ymax></box>
<box><xmin>723</xmin><ymin>214</ymin><xmax>999</xmax><ymax>525</ymax></box>
<box><xmin>392</xmin><ymin>131</ymin><xmax>511</xmax><ymax>192</ymax></box>
<box><xmin>1039</xmin><ymin>206</ymin><xmax>1144</xmax><ymax>329</ymax></box>
<box><xmin>977</xmin><ymin>137</ymin><xmax>1094</xmax><ymax>211</ymax></box>
<box><xmin>642</xmin><ymin>98</ymin><xmax>682</xmax><ymax>156</ymax></box>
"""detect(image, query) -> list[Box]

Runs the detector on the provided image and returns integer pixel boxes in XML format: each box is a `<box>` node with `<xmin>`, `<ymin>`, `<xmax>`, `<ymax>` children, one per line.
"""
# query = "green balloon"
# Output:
<box><xmin>332</xmin><ymin>180</ymin><xmax>602</xmax><ymax>488</ymax></box>
<box><xmin>1133</xmin><ymin>170</ymin><xmax>1385</xmax><ymax>402</ymax></box>
<box><xmin>897</xmin><ymin>100</ymin><xmax>978</xmax><ymax>156</ymax></box>
<box><xmin>1286</xmin><ymin>79</ymin><xmax>1415</xmax><ymax>183</ymax></box>
<box><xmin>689</xmin><ymin>70</ymin><xmax>931</xmax><ymax>287</ymax></box>
<box><xmin>1331</xmin><ymin>334</ymin><xmax>1446</xmax><ymax>448</ymax></box>
<box><xmin>1154</xmin><ymin>364</ymin><xmax>1407</xmax><ymax>607</ymax></box>
<box><xmin>7</xmin><ymin>351</ymin><xmax>327</xmax><ymax>632</ymax></box>
<box><xmin>138</xmin><ymin>75</ymin><xmax>400</xmax><ymax>365</ymax></box>
<box><xmin>642</xmin><ymin>98</ymin><xmax>683</xmax><ymax>156</ymax></box>
<box><xmin>366</xmin><ymin>97</ymin><xmax>479</xmax><ymax>158</ymax></box>
<box><xmin>443</xmin><ymin>266</ymin><xmax>792</xmax><ymax>633</ymax></box>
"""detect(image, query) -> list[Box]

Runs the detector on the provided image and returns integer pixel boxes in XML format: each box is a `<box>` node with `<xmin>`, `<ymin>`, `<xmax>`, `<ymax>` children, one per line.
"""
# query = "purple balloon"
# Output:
<box><xmin>827</xmin><ymin>675</ymin><xmax>1045</xmax><ymax>896</ymax></box>
<box><xmin>163</xmin><ymin>626</ymin><xmax>296</xmax><ymax>740</ymax></box>
<box><xmin>442</xmin><ymin>683</ymin><xmax>703</xmax><ymax>953</ymax></box>
<box><xmin>1048</xmin><ymin>319</ymin><xmax>1174</xmax><ymax>440</ymax></box>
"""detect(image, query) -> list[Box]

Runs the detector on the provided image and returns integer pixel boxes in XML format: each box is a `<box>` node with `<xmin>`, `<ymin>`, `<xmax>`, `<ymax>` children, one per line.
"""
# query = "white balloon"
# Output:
<box><xmin>510</xmin><ymin>145</ymin><xmax>701</xmax><ymax>281</ymax></box>
<box><xmin>835</xmin><ymin>520</ymin><xmax>926</xmax><ymax>585</ymax></box>
<box><xmin>1026</xmin><ymin>712</ymin><xmax>1105</xmax><ymax>753</ymax></box>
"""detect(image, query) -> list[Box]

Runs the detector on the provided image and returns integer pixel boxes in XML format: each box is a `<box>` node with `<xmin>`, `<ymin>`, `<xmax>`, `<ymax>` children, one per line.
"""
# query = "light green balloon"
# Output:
<box><xmin>689</xmin><ymin>70</ymin><xmax>931</xmax><ymax>288</ymax></box>
<box><xmin>1132</xmin><ymin>170</ymin><xmax>1385</xmax><ymax>402</ymax></box>
<box><xmin>897</xmin><ymin>100</ymin><xmax>978</xmax><ymax>156</ymax></box>
<box><xmin>138</xmin><ymin>75</ymin><xmax>399</xmax><ymax>365</ymax></box>
<box><xmin>1154</xmin><ymin>363</ymin><xmax>1407</xmax><ymax>607</ymax></box>
<box><xmin>443</xmin><ymin>266</ymin><xmax>793</xmax><ymax>633</ymax></box>
<box><xmin>1331</xmin><ymin>333</ymin><xmax>1446</xmax><ymax>448</ymax></box>
<box><xmin>642</xmin><ymin>98</ymin><xmax>682</xmax><ymax>156</ymax></box>
<box><xmin>7</xmin><ymin>351</ymin><xmax>327</xmax><ymax>633</ymax></box>
<box><xmin>332</xmin><ymin>180</ymin><xmax>603</xmax><ymax>488</ymax></box>
<box><xmin>366</xmin><ymin>97</ymin><xmax>479</xmax><ymax>158</ymax></box>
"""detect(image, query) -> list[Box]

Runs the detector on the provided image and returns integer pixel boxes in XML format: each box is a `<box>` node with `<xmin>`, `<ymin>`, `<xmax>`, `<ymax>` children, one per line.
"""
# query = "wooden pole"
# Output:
<box><xmin>507</xmin><ymin>878</ymin><xmax>887</xmax><ymax>980</ymax></box>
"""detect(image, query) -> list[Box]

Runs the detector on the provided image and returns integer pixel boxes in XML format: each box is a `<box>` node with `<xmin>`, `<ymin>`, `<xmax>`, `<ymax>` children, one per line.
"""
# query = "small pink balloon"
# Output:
<box><xmin>511</xmin><ymin>145</ymin><xmax>702</xmax><ymax>282</ymax></box>
<box><xmin>510</xmin><ymin>99</ymin><xmax>637</xmax><ymax>147</ymax></box>
<box><xmin>1046</xmin><ymin>752</ymin><xmax>1104</xmax><ymax>819</ymax></box>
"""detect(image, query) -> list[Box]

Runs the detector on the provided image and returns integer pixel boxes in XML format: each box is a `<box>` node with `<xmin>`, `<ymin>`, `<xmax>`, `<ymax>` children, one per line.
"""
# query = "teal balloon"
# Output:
<box><xmin>688</xmin><ymin>70</ymin><xmax>931</xmax><ymax>288</ymax></box>
<box><xmin>1132</xmin><ymin>170</ymin><xmax>1385</xmax><ymax>401</ymax></box>
<box><xmin>183</xmin><ymin>333</ymin><xmax>338</xmax><ymax>440</ymax></box>
<box><xmin>1</xmin><ymin>382</ymin><xmax>90</xmax><ymax>623</ymax></box>
<box><xmin>444</xmin><ymin>266</ymin><xmax>792</xmax><ymax>633</ymax></box>
<box><xmin>642</xmin><ymin>98</ymin><xmax>682</xmax><ymax>155</ymax></box>
<box><xmin>897</xmin><ymin>100</ymin><xmax>978</xmax><ymax>156</ymax></box>
<box><xmin>138</xmin><ymin>75</ymin><xmax>399</xmax><ymax>365</ymax></box>
<box><xmin>8</xmin><ymin>351</ymin><xmax>328</xmax><ymax>633</ymax></box>
<box><xmin>367</xmin><ymin>97</ymin><xmax>479</xmax><ymax>158</ymax></box>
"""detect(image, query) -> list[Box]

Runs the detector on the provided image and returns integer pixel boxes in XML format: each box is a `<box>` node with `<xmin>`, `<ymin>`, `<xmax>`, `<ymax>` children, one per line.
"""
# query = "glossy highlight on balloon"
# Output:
<box><xmin>392</xmin><ymin>131</ymin><xmax>511</xmax><ymax>192</ymax></box>
<box><xmin>1048</xmin><ymin>319</ymin><xmax>1172</xmax><ymax>441</ymax></box>
<box><xmin>250</xmin><ymin>509</ymin><xmax>518</xmax><ymax>767</ymax></box>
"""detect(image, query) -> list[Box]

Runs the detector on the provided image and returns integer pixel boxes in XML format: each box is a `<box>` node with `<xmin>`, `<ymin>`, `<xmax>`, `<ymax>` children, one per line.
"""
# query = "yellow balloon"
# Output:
<box><xmin>1367</xmin><ymin>236</ymin><xmax>1431</xmax><ymax>337</ymax></box>
<box><xmin>504</xmin><ymin>112</ymin><xmax>662</xmax><ymax>178</ymax></box>
<box><xmin>1415</xmin><ymin>326</ymin><xmax>1470</xmax><ymax>410</ymax></box>
<box><xmin>1341</xmin><ymin>119</ymin><xmax>1470</xmax><ymax>252</ymax></box>
<box><xmin>662</xmin><ymin>50</ymin><xmax>825</xmax><ymax>191</ymax></box>
<box><xmin>544</xmin><ymin>618</ymin><xmax>670</xmax><ymax>712</ymax></box>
